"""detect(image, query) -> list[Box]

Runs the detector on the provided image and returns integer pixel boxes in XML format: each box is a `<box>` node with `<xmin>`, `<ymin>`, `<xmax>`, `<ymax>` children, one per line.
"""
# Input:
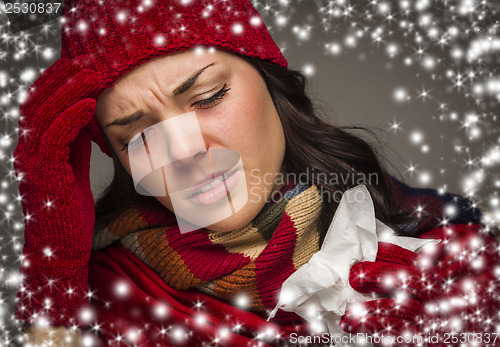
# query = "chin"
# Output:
<box><xmin>156</xmin><ymin>186</ymin><xmax>269</xmax><ymax>233</ymax></box>
<box><xmin>204</xmin><ymin>216</ymin><xmax>248</xmax><ymax>233</ymax></box>
<box><xmin>203</xmin><ymin>206</ymin><xmax>258</xmax><ymax>232</ymax></box>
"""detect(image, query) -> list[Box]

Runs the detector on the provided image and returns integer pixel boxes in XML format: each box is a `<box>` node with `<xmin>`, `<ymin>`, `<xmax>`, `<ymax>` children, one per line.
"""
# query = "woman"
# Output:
<box><xmin>14</xmin><ymin>0</ymin><xmax>499</xmax><ymax>346</ymax></box>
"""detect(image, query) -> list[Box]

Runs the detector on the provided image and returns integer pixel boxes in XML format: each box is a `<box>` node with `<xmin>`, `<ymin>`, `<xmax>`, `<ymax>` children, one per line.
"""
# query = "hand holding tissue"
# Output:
<box><xmin>267</xmin><ymin>185</ymin><xmax>440</xmax><ymax>340</ymax></box>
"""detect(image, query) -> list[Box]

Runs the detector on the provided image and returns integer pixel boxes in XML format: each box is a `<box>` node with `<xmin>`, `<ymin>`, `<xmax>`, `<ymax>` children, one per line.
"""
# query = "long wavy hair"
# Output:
<box><xmin>95</xmin><ymin>54</ymin><xmax>413</xmax><ymax>246</ymax></box>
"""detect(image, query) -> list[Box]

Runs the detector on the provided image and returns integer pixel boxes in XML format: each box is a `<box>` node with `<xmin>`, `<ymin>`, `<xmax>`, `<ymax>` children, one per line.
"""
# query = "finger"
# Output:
<box><xmin>26</xmin><ymin>69</ymin><xmax>102</xmax><ymax>143</ymax></box>
<box><xmin>41</xmin><ymin>98</ymin><xmax>97</xmax><ymax>149</ymax></box>
<box><xmin>418</xmin><ymin>224</ymin><xmax>485</xmax><ymax>271</ymax></box>
<box><xmin>344</xmin><ymin>298</ymin><xmax>427</xmax><ymax>327</ymax></box>
<box><xmin>430</xmin><ymin>227</ymin><xmax>495</xmax><ymax>280</ymax></box>
<box><xmin>18</xmin><ymin>58</ymin><xmax>76</xmax><ymax>149</ymax></box>
<box><xmin>443</xmin><ymin>272</ymin><xmax>500</xmax><ymax>316</ymax></box>
<box><xmin>69</xmin><ymin>131</ymin><xmax>92</xmax><ymax>177</ymax></box>
<box><xmin>376</xmin><ymin>242</ymin><xmax>419</xmax><ymax>266</ymax></box>
<box><xmin>350</xmin><ymin>261</ymin><xmax>437</xmax><ymax>303</ymax></box>
<box><xmin>21</xmin><ymin>56</ymin><xmax>97</xmax><ymax>113</ymax></box>
<box><xmin>21</xmin><ymin>58</ymin><xmax>78</xmax><ymax>113</ymax></box>
<box><xmin>85</xmin><ymin>117</ymin><xmax>112</xmax><ymax>157</ymax></box>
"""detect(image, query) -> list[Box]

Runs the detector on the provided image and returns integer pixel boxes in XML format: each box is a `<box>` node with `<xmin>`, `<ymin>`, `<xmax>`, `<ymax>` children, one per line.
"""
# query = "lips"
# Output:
<box><xmin>186</xmin><ymin>168</ymin><xmax>238</xmax><ymax>199</ymax></box>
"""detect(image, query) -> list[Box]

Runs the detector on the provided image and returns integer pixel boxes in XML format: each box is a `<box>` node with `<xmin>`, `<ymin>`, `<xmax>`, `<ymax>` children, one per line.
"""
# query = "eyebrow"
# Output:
<box><xmin>173</xmin><ymin>62</ymin><xmax>215</xmax><ymax>95</ymax></box>
<box><xmin>105</xmin><ymin>62</ymin><xmax>216</xmax><ymax>128</ymax></box>
<box><xmin>105</xmin><ymin>111</ymin><xmax>143</xmax><ymax>128</ymax></box>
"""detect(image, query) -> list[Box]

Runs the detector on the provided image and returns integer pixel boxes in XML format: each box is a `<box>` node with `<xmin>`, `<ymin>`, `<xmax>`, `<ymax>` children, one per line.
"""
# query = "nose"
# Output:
<box><xmin>168</xmin><ymin>135</ymin><xmax>206</xmax><ymax>167</ymax></box>
<box><xmin>164</xmin><ymin>113</ymin><xmax>207</xmax><ymax>167</ymax></box>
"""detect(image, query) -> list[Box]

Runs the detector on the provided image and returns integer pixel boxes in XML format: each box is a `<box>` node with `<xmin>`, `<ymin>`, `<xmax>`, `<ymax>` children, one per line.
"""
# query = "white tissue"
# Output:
<box><xmin>267</xmin><ymin>185</ymin><xmax>440</xmax><ymax>344</ymax></box>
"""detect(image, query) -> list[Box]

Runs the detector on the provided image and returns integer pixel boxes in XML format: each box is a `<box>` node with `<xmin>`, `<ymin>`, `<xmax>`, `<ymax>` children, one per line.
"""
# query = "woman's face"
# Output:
<box><xmin>95</xmin><ymin>49</ymin><xmax>286</xmax><ymax>232</ymax></box>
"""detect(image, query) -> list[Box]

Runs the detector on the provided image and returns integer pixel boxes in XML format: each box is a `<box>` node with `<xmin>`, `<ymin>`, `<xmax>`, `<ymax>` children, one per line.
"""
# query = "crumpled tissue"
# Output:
<box><xmin>267</xmin><ymin>185</ymin><xmax>440</xmax><ymax>344</ymax></box>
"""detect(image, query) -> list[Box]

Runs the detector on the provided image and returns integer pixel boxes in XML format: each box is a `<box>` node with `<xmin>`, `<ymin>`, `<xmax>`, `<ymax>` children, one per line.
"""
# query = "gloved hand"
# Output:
<box><xmin>340</xmin><ymin>225</ymin><xmax>500</xmax><ymax>347</ymax></box>
<box><xmin>14</xmin><ymin>56</ymin><xmax>103</xmax><ymax>327</ymax></box>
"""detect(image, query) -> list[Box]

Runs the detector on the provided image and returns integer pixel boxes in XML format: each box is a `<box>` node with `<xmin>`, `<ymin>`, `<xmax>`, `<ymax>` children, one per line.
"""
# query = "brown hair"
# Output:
<box><xmin>95</xmin><ymin>55</ymin><xmax>413</xmax><ymax>246</ymax></box>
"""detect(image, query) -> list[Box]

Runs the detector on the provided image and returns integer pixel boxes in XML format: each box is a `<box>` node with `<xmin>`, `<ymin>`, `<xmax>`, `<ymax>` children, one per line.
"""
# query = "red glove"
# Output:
<box><xmin>340</xmin><ymin>224</ymin><xmax>500</xmax><ymax>346</ymax></box>
<box><xmin>14</xmin><ymin>57</ymin><xmax>103</xmax><ymax>327</ymax></box>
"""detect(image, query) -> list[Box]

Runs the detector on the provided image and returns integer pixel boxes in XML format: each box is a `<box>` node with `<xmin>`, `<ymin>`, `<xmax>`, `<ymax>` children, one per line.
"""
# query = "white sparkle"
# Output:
<box><xmin>250</xmin><ymin>16</ymin><xmax>261</xmax><ymax>26</ymax></box>
<box><xmin>114</xmin><ymin>281</ymin><xmax>130</xmax><ymax>297</ymax></box>
<box><xmin>232</xmin><ymin>23</ymin><xmax>244</xmax><ymax>35</ymax></box>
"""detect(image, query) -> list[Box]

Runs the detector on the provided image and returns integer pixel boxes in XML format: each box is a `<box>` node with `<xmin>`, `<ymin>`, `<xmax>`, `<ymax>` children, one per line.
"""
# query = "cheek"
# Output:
<box><xmin>232</xmin><ymin>88</ymin><xmax>284</xmax><ymax>162</ymax></box>
<box><xmin>155</xmin><ymin>195</ymin><xmax>175</xmax><ymax>212</ymax></box>
<box><xmin>234</xmin><ymin>84</ymin><xmax>270</xmax><ymax>126</ymax></box>
<box><xmin>209</xmin><ymin>85</ymin><xmax>278</xmax><ymax>150</ymax></box>
<box><xmin>206</xmin><ymin>95</ymin><xmax>284</xmax><ymax>193</ymax></box>
<box><xmin>107</xmin><ymin>139</ymin><xmax>130</xmax><ymax>171</ymax></box>
<box><xmin>106</xmin><ymin>138</ymin><xmax>135</xmax><ymax>178</ymax></box>
<box><xmin>114</xmin><ymin>147</ymin><xmax>177</xmax><ymax>211</ymax></box>
<box><xmin>119</xmin><ymin>153</ymin><xmax>132</xmax><ymax>174</ymax></box>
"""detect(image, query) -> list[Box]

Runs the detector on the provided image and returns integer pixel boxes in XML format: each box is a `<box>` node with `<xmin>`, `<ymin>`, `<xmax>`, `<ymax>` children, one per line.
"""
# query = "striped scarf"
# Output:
<box><xmin>91</xmin><ymin>176</ymin><xmax>482</xmax><ymax>325</ymax></box>
<box><xmin>92</xmin><ymin>182</ymin><xmax>323</xmax><ymax>321</ymax></box>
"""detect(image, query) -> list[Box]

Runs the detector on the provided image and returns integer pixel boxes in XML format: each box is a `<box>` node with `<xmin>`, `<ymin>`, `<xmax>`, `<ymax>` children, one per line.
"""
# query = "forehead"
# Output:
<box><xmin>114</xmin><ymin>48</ymin><xmax>233</xmax><ymax>88</ymax></box>
<box><xmin>96</xmin><ymin>49</ymin><xmax>239</xmax><ymax>117</ymax></box>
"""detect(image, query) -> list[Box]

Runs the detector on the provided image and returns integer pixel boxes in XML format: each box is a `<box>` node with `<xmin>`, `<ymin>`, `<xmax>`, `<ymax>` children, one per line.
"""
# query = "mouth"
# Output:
<box><xmin>186</xmin><ymin>168</ymin><xmax>239</xmax><ymax>201</ymax></box>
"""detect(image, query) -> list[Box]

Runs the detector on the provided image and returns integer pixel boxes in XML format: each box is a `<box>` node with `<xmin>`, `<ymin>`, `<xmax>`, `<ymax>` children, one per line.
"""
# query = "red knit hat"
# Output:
<box><xmin>61</xmin><ymin>0</ymin><xmax>286</xmax><ymax>156</ymax></box>
<box><xmin>61</xmin><ymin>0</ymin><xmax>287</xmax><ymax>85</ymax></box>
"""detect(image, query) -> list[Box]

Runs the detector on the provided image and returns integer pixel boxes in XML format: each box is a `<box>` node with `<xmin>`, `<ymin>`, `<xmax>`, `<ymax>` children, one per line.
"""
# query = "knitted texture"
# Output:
<box><xmin>89</xmin><ymin>244</ymin><xmax>312</xmax><ymax>346</ymax></box>
<box><xmin>14</xmin><ymin>58</ymin><xmax>104</xmax><ymax>327</ymax></box>
<box><xmin>92</xmin><ymin>182</ymin><xmax>322</xmax><ymax>323</ymax></box>
<box><xmin>62</xmin><ymin>0</ymin><xmax>287</xmax><ymax>86</ymax></box>
<box><xmin>87</xmin><ymin>180</ymin><xmax>500</xmax><ymax>345</ymax></box>
<box><xmin>61</xmin><ymin>0</ymin><xmax>287</xmax><ymax>156</ymax></box>
<box><xmin>341</xmin><ymin>225</ymin><xmax>500</xmax><ymax>346</ymax></box>
<box><xmin>390</xmin><ymin>177</ymin><xmax>482</xmax><ymax>234</ymax></box>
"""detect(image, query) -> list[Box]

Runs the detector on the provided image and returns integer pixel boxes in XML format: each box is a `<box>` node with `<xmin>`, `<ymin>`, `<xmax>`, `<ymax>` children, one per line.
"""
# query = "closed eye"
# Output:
<box><xmin>192</xmin><ymin>83</ymin><xmax>230</xmax><ymax>109</ymax></box>
<box><xmin>120</xmin><ymin>128</ymin><xmax>154</xmax><ymax>152</ymax></box>
<box><xmin>120</xmin><ymin>84</ymin><xmax>230</xmax><ymax>152</ymax></box>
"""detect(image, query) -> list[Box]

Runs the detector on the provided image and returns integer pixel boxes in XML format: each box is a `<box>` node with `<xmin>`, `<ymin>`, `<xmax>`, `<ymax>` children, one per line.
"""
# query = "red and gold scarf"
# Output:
<box><xmin>90</xmin><ymin>183</ymin><xmax>323</xmax><ymax>345</ymax></box>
